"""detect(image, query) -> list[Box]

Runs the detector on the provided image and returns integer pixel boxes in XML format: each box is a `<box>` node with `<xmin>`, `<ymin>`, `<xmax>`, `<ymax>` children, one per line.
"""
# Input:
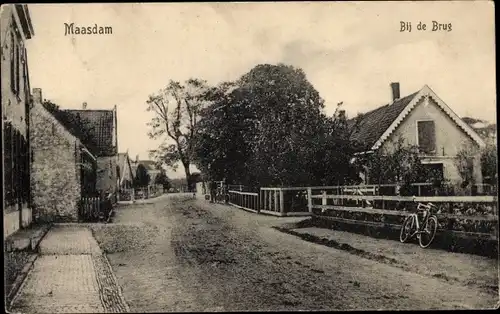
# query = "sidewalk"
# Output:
<box><xmin>276</xmin><ymin>226</ymin><xmax>499</xmax><ymax>295</ymax></box>
<box><xmin>9</xmin><ymin>225</ymin><xmax>129</xmax><ymax>313</ymax></box>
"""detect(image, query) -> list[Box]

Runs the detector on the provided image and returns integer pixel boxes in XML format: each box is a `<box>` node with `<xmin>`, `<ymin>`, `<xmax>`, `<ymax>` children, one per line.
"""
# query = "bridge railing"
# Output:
<box><xmin>228</xmin><ymin>190</ymin><xmax>259</xmax><ymax>213</ymax></box>
<box><xmin>259</xmin><ymin>187</ymin><xmax>312</xmax><ymax>217</ymax></box>
<box><xmin>309</xmin><ymin>192</ymin><xmax>498</xmax><ymax>240</ymax></box>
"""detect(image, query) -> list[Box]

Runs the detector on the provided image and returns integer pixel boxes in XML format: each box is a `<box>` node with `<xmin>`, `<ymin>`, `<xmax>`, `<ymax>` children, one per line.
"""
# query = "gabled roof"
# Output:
<box><xmin>62</xmin><ymin>109</ymin><xmax>117</xmax><ymax>156</ymax></box>
<box><xmin>349</xmin><ymin>85</ymin><xmax>486</xmax><ymax>153</ymax></box>
<box><xmin>131</xmin><ymin>160</ymin><xmax>161</xmax><ymax>172</ymax></box>
<box><xmin>349</xmin><ymin>92</ymin><xmax>418</xmax><ymax>152</ymax></box>
<box><xmin>117</xmin><ymin>152</ymin><xmax>134</xmax><ymax>184</ymax></box>
<box><xmin>33</xmin><ymin>101</ymin><xmax>97</xmax><ymax>161</ymax></box>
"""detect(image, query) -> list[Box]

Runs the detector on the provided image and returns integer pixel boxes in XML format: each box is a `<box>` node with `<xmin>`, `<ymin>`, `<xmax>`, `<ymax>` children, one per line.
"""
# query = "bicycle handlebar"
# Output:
<box><xmin>417</xmin><ymin>202</ymin><xmax>438</xmax><ymax>211</ymax></box>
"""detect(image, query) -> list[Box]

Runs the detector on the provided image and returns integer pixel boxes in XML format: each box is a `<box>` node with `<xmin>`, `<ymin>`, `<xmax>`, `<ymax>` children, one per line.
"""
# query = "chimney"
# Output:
<box><xmin>136</xmin><ymin>155</ymin><xmax>139</xmax><ymax>162</ymax></box>
<box><xmin>390</xmin><ymin>82</ymin><xmax>400</xmax><ymax>101</ymax></box>
<box><xmin>32</xmin><ymin>88</ymin><xmax>42</xmax><ymax>104</ymax></box>
<box><xmin>82</xmin><ymin>102</ymin><xmax>87</xmax><ymax>109</ymax></box>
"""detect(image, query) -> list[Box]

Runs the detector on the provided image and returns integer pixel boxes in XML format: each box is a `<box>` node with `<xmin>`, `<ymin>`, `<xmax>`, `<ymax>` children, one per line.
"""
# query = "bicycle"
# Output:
<box><xmin>399</xmin><ymin>202</ymin><xmax>439</xmax><ymax>248</ymax></box>
<box><xmin>215</xmin><ymin>187</ymin><xmax>229</xmax><ymax>204</ymax></box>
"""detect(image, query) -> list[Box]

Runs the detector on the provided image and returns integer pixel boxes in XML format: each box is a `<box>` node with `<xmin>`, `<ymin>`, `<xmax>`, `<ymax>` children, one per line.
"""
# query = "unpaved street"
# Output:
<box><xmin>90</xmin><ymin>194</ymin><xmax>498</xmax><ymax>311</ymax></box>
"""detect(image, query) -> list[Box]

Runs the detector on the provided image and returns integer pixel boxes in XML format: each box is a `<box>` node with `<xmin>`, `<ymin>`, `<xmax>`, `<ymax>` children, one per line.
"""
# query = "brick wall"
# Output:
<box><xmin>30</xmin><ymin>101</ymin><xmax>83</xmax><ymax>222</ymax></box>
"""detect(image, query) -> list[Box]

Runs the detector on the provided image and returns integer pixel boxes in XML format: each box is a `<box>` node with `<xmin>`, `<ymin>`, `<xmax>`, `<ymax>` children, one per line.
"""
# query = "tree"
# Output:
<box><xmin>193</xmin><ymin>63</ymin><xmax>358</xmax><ymax>187</ymax></box>
<box><xmin>311</xmin><ymin>103</ymin><xmax>360</xmax><ymax>186</ymax></box>
<box><xmin>134</xmin><ymin>164</ymin><xmax>150</xmax><ymax>188</ymax></box>
<box><xmin>192</xmin><ymin>82</ymin><xmax>255</xmax><ymax>184</ymax></box>
<box><xmin>147</xmin><ymin>79</ymin><xmax>211</xmax><ymax>191</ymax></box>
<box><xmin>454</xmin><ymin>144</ymin><xmax>477</xmax><ymax>190</ymax></box>
<box><xmin>237</xmin><ymin>64</ymin><xmax>326</xmax><ymax>187</ymax></box>
<box><xmin>366</xmin><ymin>137</ymin><xmax>443</xmax><ymax>195</ymax></box>
<box><xmin>154</xmin><ymin>169</ymin><xmax>171</xmax><ymax>190</ymax></box>
<box><xmin>481</xmin><ymin>143</ymin><xmax>497</xmax><ymax>186</ymax></box>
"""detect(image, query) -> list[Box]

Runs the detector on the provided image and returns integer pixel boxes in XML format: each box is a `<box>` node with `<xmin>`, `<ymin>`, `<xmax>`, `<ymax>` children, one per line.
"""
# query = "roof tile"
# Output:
<box><xmin>63</xmin><ymin>109</ymin><xmax>116</xmax><ymax>156</ymax></box>
<box><xmin>349</xmin><ymin>92</ymin><xmax>418</xmax><ymax>152</ymax></box>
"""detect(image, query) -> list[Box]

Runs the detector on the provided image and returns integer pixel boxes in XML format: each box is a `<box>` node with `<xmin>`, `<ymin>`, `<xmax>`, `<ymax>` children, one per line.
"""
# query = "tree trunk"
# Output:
<box><xmin>182</xmin><ymin>161</ymin><xmax>192</xmax><ymax>192</ymax></box>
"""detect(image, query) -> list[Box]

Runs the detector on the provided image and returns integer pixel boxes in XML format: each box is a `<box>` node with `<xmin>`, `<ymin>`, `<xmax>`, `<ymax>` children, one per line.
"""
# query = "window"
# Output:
<box><xmin>10</xmin><ymin>27</ymin><xmax>21</xmax><ymax>96</ymax></box>
<box><xmin>4</xmin><ymin>123</ymin><xmax>14</xmax><ymax>206</ymax></box>
<box><xmin>10</xmin><ymin>33</ymin><xmax>15</xmax><ymax>93</ymax></box>
<box><xmin>16</xmin><ymin>43</ymin><xmax>21</xmax><ymax>94</ymax></box>
<box><xmin>3</xmin><ymin>123</ymin><xmax>30</xmax><ymax>207</ymax></box>
<box><xmin>417</xmin><ymin>120</ymin><xmax>436</xmax><ymax>155</ymax></box>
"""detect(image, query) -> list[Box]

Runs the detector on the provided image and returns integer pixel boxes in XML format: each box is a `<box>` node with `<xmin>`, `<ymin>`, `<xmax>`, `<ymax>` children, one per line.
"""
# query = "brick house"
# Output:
<box><xmin>30</xmin><ymin>89</ymin><xmax>97</xmax><ymax>222</ymax></box>
<box><xmin>62</xmin><ymin>104</ymin><xmax>119</xmax><ymax>200</ymax></box>
<box><xmin>349</xmin><ymin>83</ymin><xmax>486</xmax><ymax>188</ymax></box>
<box><xmin>1</xmin><ymin>4</ymin><xmax>35</xmax><ymax>237</ymax></box>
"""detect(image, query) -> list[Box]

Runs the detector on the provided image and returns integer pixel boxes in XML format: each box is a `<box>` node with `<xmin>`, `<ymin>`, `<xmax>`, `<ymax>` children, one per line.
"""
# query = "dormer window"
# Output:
<box><xmin>417</xmin><ymin>120</ymin><xmax>436</xmax><ymax>155</ymax></box>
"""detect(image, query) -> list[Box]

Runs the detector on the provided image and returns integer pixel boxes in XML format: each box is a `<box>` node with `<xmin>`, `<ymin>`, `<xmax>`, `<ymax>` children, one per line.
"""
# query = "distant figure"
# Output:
<box><xmin>209</xmin><ymin>180</ymin><xmax>217</xmax><ymax>203</ymax></box>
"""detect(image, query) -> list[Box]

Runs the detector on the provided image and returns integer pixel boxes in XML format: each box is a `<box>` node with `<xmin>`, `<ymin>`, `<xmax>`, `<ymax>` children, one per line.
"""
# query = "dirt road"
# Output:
<box><xmin>90</xmin><ymin>194</ymin><xmax>498</xmax><ymax>311</ymax></box>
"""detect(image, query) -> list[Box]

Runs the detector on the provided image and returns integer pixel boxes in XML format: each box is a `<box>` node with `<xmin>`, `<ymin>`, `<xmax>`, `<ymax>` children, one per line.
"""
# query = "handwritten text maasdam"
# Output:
<box><xmin>64</xmin><ymin>23</ymin><xmax>112</xmax><ymax>35</ymax></box>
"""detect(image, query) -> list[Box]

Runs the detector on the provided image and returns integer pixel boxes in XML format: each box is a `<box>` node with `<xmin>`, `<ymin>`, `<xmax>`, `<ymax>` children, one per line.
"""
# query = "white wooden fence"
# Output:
<box><xmin>228</xmin><ymin>190</ymin><xmax>259</xmax><ymax>213</ymax></box>
<box><xmin>271</xmin><ymin>185</ymin><xmax>497</xmax><ymax>240</ymax></box>
<box><xmin>79</xmin><ymin>195</ymin><xmax>114</xmax><ymax>222</ymax></box>
<box><xmin>259</xmin><ymin>187</ymin><xmax>312</xmax><ymax>217</ymax></box>
<box><xmin>225</xmin><ymin>184</ymin><xmax>497</xmax><ymax>238</ymax></box>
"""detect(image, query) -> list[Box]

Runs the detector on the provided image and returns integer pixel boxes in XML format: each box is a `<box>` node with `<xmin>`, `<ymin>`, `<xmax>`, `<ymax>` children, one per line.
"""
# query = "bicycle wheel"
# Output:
<box><xmin>400</xmin><ymin>215</ymin><xmax>415</xmax><ymax>243</ymax></box>
<box><xmin>419</xmin><ymin>215</ymin><xmax>438</xmax><ymax>248</ymax></box>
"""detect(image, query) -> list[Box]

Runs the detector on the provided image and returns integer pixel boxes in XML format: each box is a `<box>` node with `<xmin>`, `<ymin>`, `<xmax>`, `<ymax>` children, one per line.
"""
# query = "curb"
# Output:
<box><xmin>87</xmin><ymin>226</ymin><xmax>130</xmax><ymax>312</ymax></box>
<box><xmin>7</xmin><ymin>224</ymin><xmax>52</xmax><ymax>307</ymax></box>
<box><xmin>101</xmin><ymin>253</ymin><xmax>131</xmax><ymax>312</ymax></box>
<box><xmin>33</xmin><ymin>224</ymin><xmax>52</xmax><ymax>252</ymax></box>
<box><xmin>5</xmin><ymin>224</ymin><xmax>52</xmax><ymax>253</ymax></box>
<box><xmin>7</xmin><ymin>254</ymin><xmax>38</xmax><ymax>308</ymax></box>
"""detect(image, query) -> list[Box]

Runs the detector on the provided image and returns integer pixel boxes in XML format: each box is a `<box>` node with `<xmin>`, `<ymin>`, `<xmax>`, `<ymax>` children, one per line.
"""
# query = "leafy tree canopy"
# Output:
<box><xmin>193</xmin><ymin>63</ymin><xmax>359</xmax><ymax>187</ymax></box>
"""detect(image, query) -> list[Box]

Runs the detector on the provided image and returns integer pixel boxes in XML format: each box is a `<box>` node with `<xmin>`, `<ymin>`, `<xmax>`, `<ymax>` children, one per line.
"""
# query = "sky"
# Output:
<box><xmin>25</xmin><ymin>2</ymin><xmax>495</xmax><ymax>179</ymax></box>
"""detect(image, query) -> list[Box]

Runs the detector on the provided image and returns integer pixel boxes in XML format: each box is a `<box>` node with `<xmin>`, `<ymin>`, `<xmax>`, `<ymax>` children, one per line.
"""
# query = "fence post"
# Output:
<box><xmin>307</xmin><ymin>188</ymin><xmax>312</xmax><ymax>213</ymax></box>
<box><xmin>279</xmin><ymin>189</ymin><xmax>285</xmax><ymax>216</ymax></box>
<box><xmin>268</xmin><ymin>190</ymin><xmax>272</xmax><ymax>211</ymax></box>
<box><xmin>260</xmin><ymin>190</ymin><xmax>263</xmax><ymax>211</ymax></box>
<box><xmin>272</xmin><ymin>190</ymin><xmax>277</xmax><ymax>212</ymax></box>
<box><xmin>322</xmin><ymin>190</ymin><xmax>327</xmax><ymax>206</ymax></box>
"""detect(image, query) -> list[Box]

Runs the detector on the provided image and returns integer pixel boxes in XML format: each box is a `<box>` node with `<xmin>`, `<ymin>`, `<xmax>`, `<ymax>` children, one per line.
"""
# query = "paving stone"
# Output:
<box><xmin>10</xmin><ymin>255</ymin><xmax>105</xmax><ymax>313</ymax></box>
<box><xmin>39</xmin><ymin>225</ymin><xmax>102</xmax><ymax>255</ymax></box>
<box><xmin>9</xmin><ymin>224</ymin><xmax>129</xmax><ymax>313</ymax></box>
